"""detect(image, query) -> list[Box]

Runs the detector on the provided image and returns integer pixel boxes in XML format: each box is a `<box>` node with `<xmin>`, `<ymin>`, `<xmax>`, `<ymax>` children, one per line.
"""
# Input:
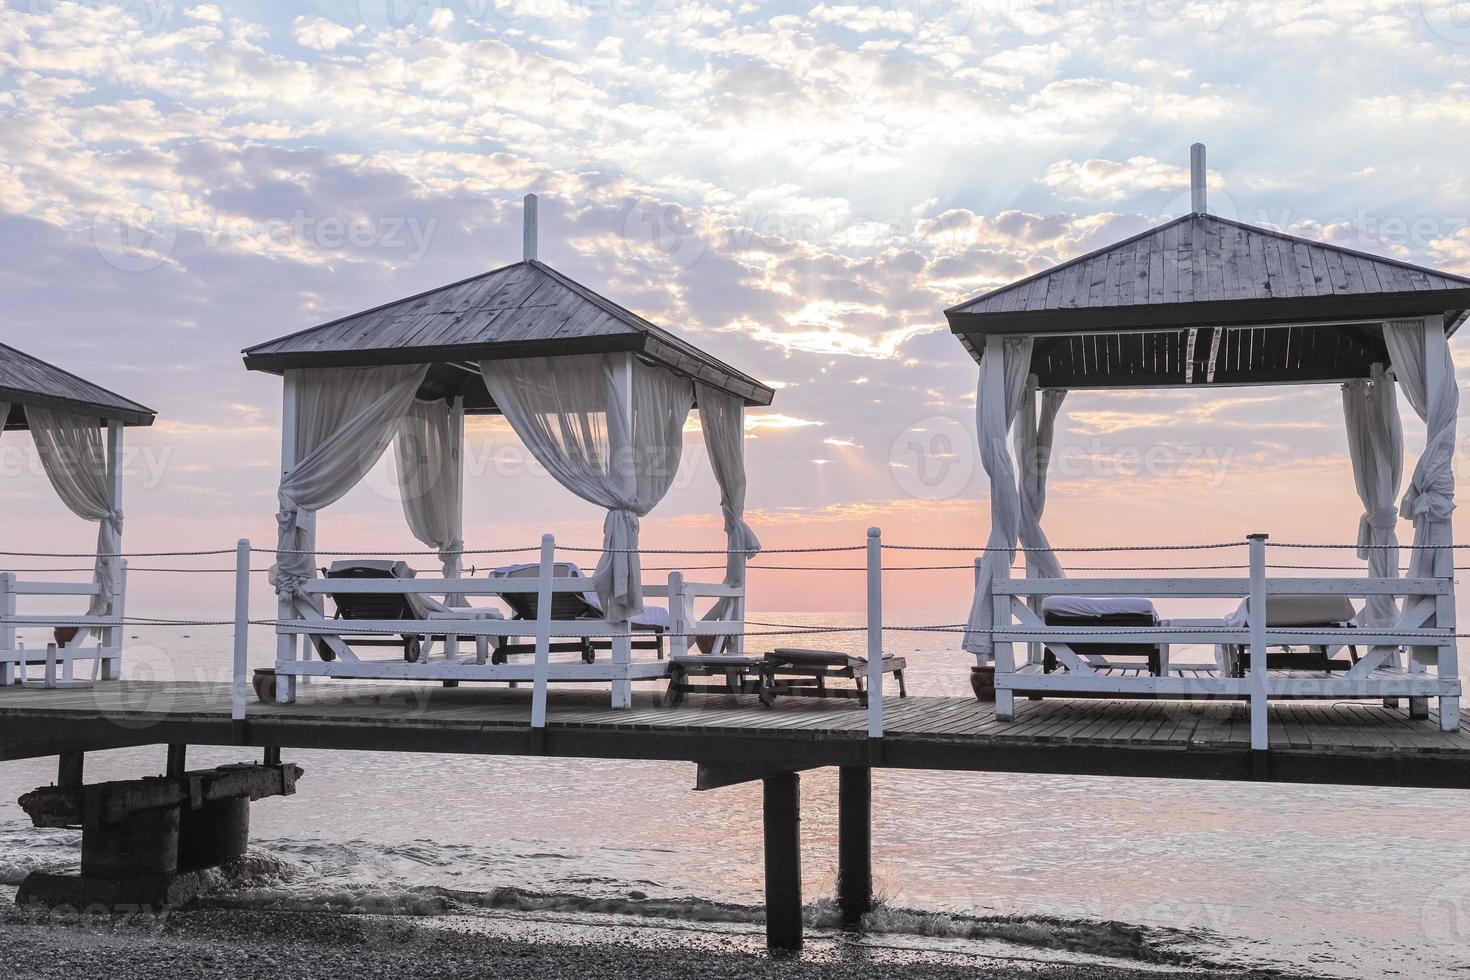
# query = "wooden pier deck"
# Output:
<box><xmin>3</xmin><ymin>681</ymin><xmax>1469</xmax><ymax>788</ymax></box>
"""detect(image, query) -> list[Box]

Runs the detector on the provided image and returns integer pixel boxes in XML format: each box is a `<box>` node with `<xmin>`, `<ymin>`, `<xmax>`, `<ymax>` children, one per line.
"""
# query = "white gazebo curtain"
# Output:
<box><xmin>481</xmin><ymin>354</ymin><xmax>693</xmax><ymax>624</ymax></box>
<box><xmin>395</xmin><ymin>398</ymin><xmax>463</xmax><ymax>580</ymax></box>
<box><xmin>694</xmin><ymin>382</ymin><xmax>761</xmax><ymax>633</ymax></box>
<box><xmin>272</xmin><ymin>365</ymin><xmax>430</xmax><ymax>598</ymax></box>
<box><xmin>964</xmin><ymin>336</ymin><xmax>1034</xmax><ymax>657</ymax></box>
<box><xmin>27</xmin><ymin>406</ymin><xmax>121</xmax><ymax>625</ymax></box>
<box><xmin>1384</xmin><ymin>320</ymin><xmax>1460</xmax><ymax>587</ymax></box>
<box><xmin>1016</xmin><ymin>384</ymin><xmax>1067</xmax><ymax>581</ymax></box>
<box><xmin>1342</xmin><ymin>369</ymin><xmax>1404</xmax><ymax>628</ymax></box>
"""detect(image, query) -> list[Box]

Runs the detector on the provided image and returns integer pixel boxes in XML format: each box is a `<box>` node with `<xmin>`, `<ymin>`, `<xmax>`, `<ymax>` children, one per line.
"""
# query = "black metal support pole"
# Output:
<box><xmin>166</xmin><ymin>744</ymin><xmax>187</xmax><ymax>779</ymax></box>
<box><xmin>762</xmin><ymin>771</ymin><xmax>802</xmax><ymax>954</ymax></box>
<box><xmin>837</xmin><ymin>766</ymin><xmax>872</xmax><ymax>925</ymax></box>
<box><xmin>57</xmin><ymin>752</ymin><xmax>84</xmax><ymax>789</ymax></box>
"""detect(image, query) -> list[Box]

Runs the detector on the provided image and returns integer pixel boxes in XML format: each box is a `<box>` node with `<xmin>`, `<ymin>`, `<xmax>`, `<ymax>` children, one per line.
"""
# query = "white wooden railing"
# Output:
<box><xmin>233</xmin><ymin>535</ymin><xmax>743</xmax><ymax>727</ymax></box>
<box><xmin>0</xmin><ymin>564</ymin><xmax>127</xmax><ymax>686</ymax></box>
<box><xmin>985</xmin><ymin>535</ymin><xmax>1460</xmax><ymax>749</ymax></box>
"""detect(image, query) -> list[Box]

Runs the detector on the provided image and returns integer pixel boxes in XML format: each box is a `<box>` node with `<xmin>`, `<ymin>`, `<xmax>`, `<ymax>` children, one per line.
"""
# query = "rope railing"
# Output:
<box><xmin>5</xmin><ymin>538</ymin><xmax>1469</xmax><ymax>562</ymax></box>
<box><xmin>11</xmin><ymin>539</ymin><xmax>1466</xmax><ymax>561</ymax></box>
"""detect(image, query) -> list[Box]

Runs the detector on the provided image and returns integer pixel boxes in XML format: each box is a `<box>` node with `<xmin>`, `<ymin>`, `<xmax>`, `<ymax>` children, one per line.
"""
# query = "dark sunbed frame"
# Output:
<box><xmin>317</xmin><ymin>563</ymin><xmax>424</xmax><ymax>663</ymax></box>
<box><xmin>1042</xmin><ymin>610</ymin><xmax>1163</xmax><ymax>676</ymax></box>
<box><xmin>491</xmin><ymin>566</ymin><xmax>665</xmax><ymax>665</ymax></box>
<box><xmin>666</xmin><ymin>649</ymin><xmax>908</xmax><ymax>708</ymax></box>
<box><xmin>1228</xmin><ymin>624</ymin><xmax>1360</xmax><ymax>676</ymax></box>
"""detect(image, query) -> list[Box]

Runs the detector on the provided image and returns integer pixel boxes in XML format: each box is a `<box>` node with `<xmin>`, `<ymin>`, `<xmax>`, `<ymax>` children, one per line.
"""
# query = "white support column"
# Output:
<box><xmin>445</xmin><ymin>395</ymin><xmax>466</xmax><ymax>660</ymax></box>
<box><xmin>1</xmin><ymin>572</ymin><xmax>15</xmax><ymax>686</ymax></box>
<box><xmin>531</xmin><ymin>533</ymin><xmax>555</xmax><ymax>728</ymax></box>
<box><xmin>667</xmin><ymin>571</ymin><xmax>687</xmax><ymax>657</ymax></box>
<box><xmin>101</xmin><ymin>419</ymin><xmax>124</xmax><ymax>680</ymax></box>
<box><xmin>975</xmin><ymin>333</ymin><xmax>1010</xmax><ymax>669</ymax></box>
<box><xmin>1427</xmin><ymin>316</ymin><xmax>1460</xmax><ymax>730</ymax></box>
<box><xmin>276</xmin><ymin>375</ymin><xmax>300</xmax><ymax>705</ymax></box>
<box><xmin>609</xmin><ymin>352</ymin><xmax>636</xmax><ymax>709</ymax></box>
<box><xmin>993</xmin><ymin>591</ymin><xmax>1016</xmax><ymax>721</ymax></box>
<box><xmin>232</xmin><ymin>538</ymin><xmax>251</xmax><ymax>722</ymax></box>
<box><xmin>109</xmin><ymin>561</ymin><xmax>128</xmax><ymax>682</ymax></box>
<box><xmin>866</xmin><ymin>527</ymin><xmax>884</xmax><ymax>738</ymax></box>
<box><xmin>732</xmin><ymin>549</ymin><xmax>747</xmax><ymax>658</ymax></box>
<box><xmin>1408</xmin><ymin>316</ymin><xmax>1448</xmax><ymax>720</ymax></box>
<box><xmin>1247</xmin><ymin>533</ymin><xmax>1269</xmax><ymax>751</ymax></box>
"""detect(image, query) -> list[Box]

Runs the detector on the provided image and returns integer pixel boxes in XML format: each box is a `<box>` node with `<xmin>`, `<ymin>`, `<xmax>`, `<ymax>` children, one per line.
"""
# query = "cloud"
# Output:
<box><xmin>1040</xmin><ymin>156</ymin><xmax>1204</xmax><ymax>203</ymax></box>
<box><xmin>291</xmin><ymin>16</ymin><xmax>356</xmax><ymax>52</ymax></box>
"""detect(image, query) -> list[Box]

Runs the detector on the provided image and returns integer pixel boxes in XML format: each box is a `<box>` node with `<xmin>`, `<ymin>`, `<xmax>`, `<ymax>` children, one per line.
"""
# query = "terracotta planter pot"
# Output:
<box><xmin>969</xmin><ymin>665</ymin><xmax>996</xmax><ymax>702</ymax></box>
<box><xmin>252</xmin><ymin>668</ymin><xmax>277</xmax><ymax>705</ymax></box>
<box><xmin>53</xmin><ymin>627</ymin><xmax>80</xmax><ymax>648</ymax></box>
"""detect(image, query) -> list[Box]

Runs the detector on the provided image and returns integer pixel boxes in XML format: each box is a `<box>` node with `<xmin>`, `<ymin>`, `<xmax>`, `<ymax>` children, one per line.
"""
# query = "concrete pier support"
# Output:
<box><xmin>178</xmin><ymin>797</ymin><xmax>250</xmax><ymax>872</ymax></box>
<box><xmin>762</xmin><ymin>771</ymin><xmax>803</xmax><ymax>954</ymax></box>
<box><xmin>17</xmin><ymin>757</ymin><xmax>301</xmax><ymax>910</ymax></box>
<box><xmin>837</xmin><ymin>766</ymin><xmax>872</xmax><ymax>925</ymax></box>
<box><xmin>80</xmin><ymin>796</ymin><xmax>180</xmax><ymax>879</ymax></box>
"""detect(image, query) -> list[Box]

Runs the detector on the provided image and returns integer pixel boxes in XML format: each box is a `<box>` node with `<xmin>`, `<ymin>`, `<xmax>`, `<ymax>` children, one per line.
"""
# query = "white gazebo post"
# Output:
<box><xmin>442</xmin><ymin>394</ymin><xmax>467</xmax><ymax>659</ymax></box>
<box><xmin>101</xmin><ymin>419</ymin><xmax>125</xmax><ymax>680</ymax></box>
<box><xmin>1423</xmin><ymin>315</ymin><xmax>1458</xmax><ymax>729</ymax></box>
<box><xmin>276</xmin><ymin>374</ymin><xmax>300</xmax><ymax>704</ymax></box>
<box><xmin>608</xmin><ymin>351</ymin><xmax>636</xmax><ymax>709</ymax></box>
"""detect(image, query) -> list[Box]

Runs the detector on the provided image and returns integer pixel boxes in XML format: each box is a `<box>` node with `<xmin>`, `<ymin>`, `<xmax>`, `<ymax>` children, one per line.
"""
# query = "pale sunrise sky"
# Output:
<box><xmin>4</xmin><ymin>0</ymin><xmax>1470</xmax><ymax>617</ymax></box>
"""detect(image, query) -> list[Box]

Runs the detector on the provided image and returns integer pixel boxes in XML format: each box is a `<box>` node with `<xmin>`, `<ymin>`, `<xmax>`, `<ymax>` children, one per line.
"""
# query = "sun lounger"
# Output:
<box><xmin>1223</xmin><ymin>594</ymin><xmax>1359</xmax><ymax>675</ymax></box>
<box><xmin>1041</xmin><ymin>595</ymin><xmax>1163</xmax><ymax>675</ymax></box>
<box><xmin>664</xmin><ymin>653</ymin><xmax>764</xmax><ymax>706</ymax></box>
<box><xmin>316</xmin><ymin>560</ymin><xmax>501</xmax><ymax>663</ymax></box>
<box><xmin>757</xmin><ymin>648</ymin><xmax>907</xmax><ymax>707</ymax></box>
<box><xmin>488</xmin><ymin>562</ymin><xmax>669</xmax><ymax>664</ymax></box>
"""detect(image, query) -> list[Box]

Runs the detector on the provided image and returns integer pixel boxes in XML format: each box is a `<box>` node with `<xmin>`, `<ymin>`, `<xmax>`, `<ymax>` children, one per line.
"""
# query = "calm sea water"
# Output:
<box><xmin>1</xmin><ymin>616</ymin><xmax>1467</xmax><ymax>978</ymax></box>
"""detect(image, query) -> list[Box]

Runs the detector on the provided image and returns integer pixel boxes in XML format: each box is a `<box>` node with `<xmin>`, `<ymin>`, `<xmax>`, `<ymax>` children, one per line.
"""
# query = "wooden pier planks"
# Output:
<box><xmin>2</xmin><ymin>681</ymin><xmax>1469</xmax><ymax>787</ymax></box>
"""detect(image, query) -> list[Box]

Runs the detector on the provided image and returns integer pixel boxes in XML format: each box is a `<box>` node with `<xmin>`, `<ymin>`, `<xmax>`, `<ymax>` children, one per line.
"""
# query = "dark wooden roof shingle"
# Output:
<box><xmin>948</xmin><ymin>214</ymin><xmax>1470</xmax><ymax>329</ymax></box>
<box><xmin>244</xmin><ymin>260</ymin><xmax>773</xmax><ymax>407</ymax></box>
<box><xmin>0</xmin><ymin>343</ymin><xmax>155</xmax><ymax>429</ymax></box>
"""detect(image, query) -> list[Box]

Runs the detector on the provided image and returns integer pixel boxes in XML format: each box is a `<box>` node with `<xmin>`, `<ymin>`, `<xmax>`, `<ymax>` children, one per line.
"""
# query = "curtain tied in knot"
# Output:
<box><xmin>595</xmin><ymin>508</ymin><xmax>643</xmax><ymax>623</ymax></box>
<box><xmin>271</xmin><ymin>499</ymin><xmax>313</xmax><ymax>596</ymax></box>
<box><xmin>438</xmin><ymin>537</ymin><xmax>465</xmax><ymax>568</ymax></box>
<box><xmin>1356</xmin><ymin>506</ymin><xmax>1400</xmax><ymax>555</ymax></box>
<box><xmin>1402</xmin><ymin>473</ymin><xmax>1456</xmax><ymax>523</ymax></box>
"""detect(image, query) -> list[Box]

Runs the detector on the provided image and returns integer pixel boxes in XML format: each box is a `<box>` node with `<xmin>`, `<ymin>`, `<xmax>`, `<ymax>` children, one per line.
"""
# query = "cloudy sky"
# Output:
<box><xmin>3</xmin><ymin>0</ymin><xmax>1470</xmax><ymax>617</ymax></box>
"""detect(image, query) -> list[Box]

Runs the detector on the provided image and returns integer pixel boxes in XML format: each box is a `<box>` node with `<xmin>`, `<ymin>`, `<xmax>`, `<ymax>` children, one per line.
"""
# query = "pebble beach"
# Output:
<box><xmin>0</xmin><ymin>902</ymin><xmax>1300</xmax><ymax>980</ymax></box>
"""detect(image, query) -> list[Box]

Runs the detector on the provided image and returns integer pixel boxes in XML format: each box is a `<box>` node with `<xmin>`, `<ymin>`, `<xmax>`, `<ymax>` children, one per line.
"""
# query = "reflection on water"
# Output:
<box><xmin>1</xmin><ymin>618</ymin><xmax>1467</xmax><ymax>978</ymax></box>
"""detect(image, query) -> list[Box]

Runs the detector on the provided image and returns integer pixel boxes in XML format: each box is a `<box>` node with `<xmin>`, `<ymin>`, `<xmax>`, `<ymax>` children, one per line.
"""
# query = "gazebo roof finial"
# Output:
<box><xmin>523</xmin><ymin>193</ymin><xmax>538</xmax><ymax>262</ymax></box>
<box><xmin>1190</xmin><ymin>143</ymin><xmax>1207</xmax><ymax>216</ymax></box>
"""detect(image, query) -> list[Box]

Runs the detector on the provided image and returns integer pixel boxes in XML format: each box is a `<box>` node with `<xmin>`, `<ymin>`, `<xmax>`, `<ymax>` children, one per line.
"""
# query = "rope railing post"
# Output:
<box><xmin>668</xmin><ymin>571</ymin><xmax>687</xmax><ymax>656</ymax></box>
<box><xmin>531</xmin><ymin>533</ymin><xmax>555</xmax><ymax>729</ymax></box>
<box><xmin>866</xmin><ymin>527</ymin><xmax>884</xmax><ymax>739</ymax></box>
<box><xmin>1</xmin><ymin>572</ymin><xmax>15</xmax><ymax>687</ymax></box>
<box><xmin>231</xmin><ymin>539</ymin><xmax>251</xmax><ymax>723</ymax></box>
<box><xmin>1247</xmin><ymin>533</ymin><xmax>1269</xmax><ymax>751</ymax></box>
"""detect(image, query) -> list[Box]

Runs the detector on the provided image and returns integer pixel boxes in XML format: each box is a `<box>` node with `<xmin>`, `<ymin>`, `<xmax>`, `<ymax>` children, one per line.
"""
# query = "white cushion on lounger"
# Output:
<box><xmin>1041</xmin><ymin>595</ymin><xmax>1158</xmax><ymax>619</ymax></box>
<box><xmin>1225</xmin><ymin>594</ymin><xmax>1357</xmax><ymax>628</ymax></box>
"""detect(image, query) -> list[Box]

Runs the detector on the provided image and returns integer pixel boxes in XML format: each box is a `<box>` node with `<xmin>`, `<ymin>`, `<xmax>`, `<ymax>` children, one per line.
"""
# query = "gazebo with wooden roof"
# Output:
<box><xmin>1</xmin><ymin>343</ymin><xmax>155</xmax><ymax>685</ymax></box>
<box><xmin>243</xmin><ymin>196</ymin><xmax>772</xmax><ymax>714</ymax></box>
<box><xmin>947</xmin><ymin>146</ymin><xmax>1464</xmax><ymax>749</ymax></box>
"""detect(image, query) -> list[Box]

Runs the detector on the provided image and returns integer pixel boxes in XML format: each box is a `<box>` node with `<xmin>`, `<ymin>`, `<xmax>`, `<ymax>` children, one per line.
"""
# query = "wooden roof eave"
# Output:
<box><xmin>946</xmin><ymin>290</ymin><xmax>1470</xmax><ymax>346</ymax></box>
<box><xmin>0</xmin><ymin>388</ymin><xmax>156</xmax><ymax>428</ymax></box>
<box><xmin>241</xmin><ymin>332</ymin><xmax>774</xmax><ymax>408</ymax></box>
